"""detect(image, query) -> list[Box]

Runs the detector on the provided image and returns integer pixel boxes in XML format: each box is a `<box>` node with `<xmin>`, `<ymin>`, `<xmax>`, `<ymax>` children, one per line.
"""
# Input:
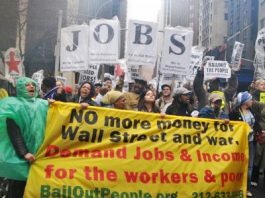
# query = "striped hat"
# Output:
<box><xmin>236</xmin><ymin>91</ymin><xmax>252</xmax><ymax>106</ymax></box>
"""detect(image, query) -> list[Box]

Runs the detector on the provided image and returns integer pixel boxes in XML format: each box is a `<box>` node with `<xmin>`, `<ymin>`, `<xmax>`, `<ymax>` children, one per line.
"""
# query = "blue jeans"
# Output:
<box><xmin>248</xmin><ymin>141</ymin><xmax>255</xmax><ymax>190</ymax></box>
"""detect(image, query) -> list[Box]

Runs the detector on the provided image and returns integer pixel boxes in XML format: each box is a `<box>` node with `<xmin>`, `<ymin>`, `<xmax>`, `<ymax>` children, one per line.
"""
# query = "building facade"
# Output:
<box><xmin>199</xmin><ymin>0</ymin><xmax>228</xmax><ymax>50</ymax></box>
<box><xmin>78</xmin><ymin>0</ymin><xmax>127</xmax><ymax>58</ymax></box>
<box><xmin>22</xmin><ymin>0</ymin><xmax>127</xmax><ymax>77</ymax></box>
<box><xmin>0</xmin><ymin>0</ymin><xmax>18</xmax><ymax>52</ymax></box>
<box><xmin>161</xmin><ymin>0</ymin><xmax>199</xmax><ymax>45</ymax></box>
<box><xmin>226</xmin><ymin>0</ymin><xmax>258</xmax><ymax>63</ymax></box>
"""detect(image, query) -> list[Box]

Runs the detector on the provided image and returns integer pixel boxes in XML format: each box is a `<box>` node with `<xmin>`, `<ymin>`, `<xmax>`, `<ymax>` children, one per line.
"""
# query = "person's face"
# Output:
<box><xmin>114</xmin><ymin>96</ymin><xmax>126</xmax><ymax>109</ymax></box>
<box><xmin>244</xmin><ymin>99</ymin><xmax>253</xmax><ymax>109</ymax></box>
<box><xmin>180</xmin><ymin>94</ymin><xmax>190</xmax><ymax>104</ymax></box>
<box><xmin>26</xmin><ymin>82</ymin><xmax>35</xmax><ymax>97</ymax></box>
<box><xmin>256</xmin><ymin>82</ymin><xmax>265</xmax><ymax>92</ymax></box>
<box><xmin>56</xmin><ymin>81</ymin><xmax>64</xmax><ymax>89</ymax></box>
<box><xmin>144</xmin><ymin>90</ymin><xmax>155</xmax><ymax>103</ymax></box>
<box><xmin>56</xmin><ymin>81</ymin><xmax>64</xmax><ymax>93</ymax></box>
<box><xmin>104</xmin><ymin>80</ymin><xmax>112</xmax><ymax>91</ymax></box>
<box><xmin>162</xmin><ymin>86</ymin><xmax>171</xmax><ymax>97</ymax></box>
<box><xmin>80</xmin><ymin>83</ymin><xmax>91</xmax><ymax>98</ymax></box>
<box><xmin>211</xmin><ymin>99</ymin><xmax>222</xmax><ymax>110</ymax></box>
<box><xmin>134</xmin><ymin>83</ymin><xmax>144</xmax><ymax>94</ymax></box>
<box><xmin>95</xmin><ymin>86</ymin><xmax>101</xmax><ymax>95</ymax></box>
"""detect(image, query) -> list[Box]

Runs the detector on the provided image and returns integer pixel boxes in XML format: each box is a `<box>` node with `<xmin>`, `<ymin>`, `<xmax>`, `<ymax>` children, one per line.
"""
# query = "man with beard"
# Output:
<box><xmin>124</xmin><ymin>78</ymin><xmax>147</xmax><ymax>110</ymax></box>
<box><xmin>165</xmin><ymin>87</ymin><xmax>193</xmax><ymax>116</ymax></box>
<box><xmin>198</xmin><ymin>93</ymin><xmax>228</xmax><ymax>119</ymax></box>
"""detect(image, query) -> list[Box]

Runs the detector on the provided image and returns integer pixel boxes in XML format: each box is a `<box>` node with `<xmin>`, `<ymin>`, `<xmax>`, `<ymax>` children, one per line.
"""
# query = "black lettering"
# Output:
<box><xmin>66</xmin><ymin>30</ymin><xmax>80</xmax><ymax>51</ymax></box>
<box><xmin>169</xmin><ymin>34</ymin><xmax>185</xmax><ymax>55</ymax></box>
<box><xmin>133</xmin><ymin>23</ymin><xmax>152</xmax><ymax>45</ymax></box>
<box><xmin>93</xmin><ymin>24</ymin><xmax>114</xmax><ymax>44</ymax></box>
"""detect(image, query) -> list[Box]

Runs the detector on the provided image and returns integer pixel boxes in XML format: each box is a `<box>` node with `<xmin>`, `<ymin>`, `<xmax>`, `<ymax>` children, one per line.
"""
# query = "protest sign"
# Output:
<box><xmin>254</xmin><ymin>28</ymin><xmax>265</xmax><ymax>78</ymax></box>
<box><xmin>255</xmin><ymin>28</ymin><xmax>265</xmax><ymax>56</ymax></box>
<box><xmin>89</xmin><ymin>18</ymin><xmax>120</xmax><ymax>64</ymax></box>
<box><xmin>230</xmin><ymin>41</ymin><xmax>244</xmax><ymax>71</ymax></box>
<box><xmin>78</xmin><ymin>65</ymin><xmax>99</xmax><ymax>84</ymax></box>
<box><xmin>260</xmin><ymin>92</ymin><xmax>265</xmax><ymax>103</ymax></box>
<box><xmin>4</xmin><ymin>48</ymin><xmax>23</xmax><ymax>83</ymax></box>
<box><xmin>188</xmin><ymin>46</ymin><xmax>205</xmax><ymax>80</ymax></box>
<box><xmin>55</xmin><ymin>76</ymin><xmax>67</xmax><ymax>85</ymax></box>
<box><xmin>126</xmin><ymin>20</ymin><xmax>158</xmax><ymax>66</ymax></box>
<box><xmin>24</xmin><ymin>102</ymin><xmax>249</xmax><ymax>197</ymax></box>
<box><xmin>204</xmin><ymin>61</ymin><xmax>231</xmax><ymax>79</ymax></box>
<box><xmin>60</xmin><ymin>25</ymin><xmax>89</xmax><ymax>71</ymax></box>
<box><xmin>160</xmin><ymin>26</ymin><xmax>193</xmax><ymax>75</ymax></box>
<box><xmin>32</xmin><ymin>70</ymin><xmax>44</xmax><ymax>90</ymax></box>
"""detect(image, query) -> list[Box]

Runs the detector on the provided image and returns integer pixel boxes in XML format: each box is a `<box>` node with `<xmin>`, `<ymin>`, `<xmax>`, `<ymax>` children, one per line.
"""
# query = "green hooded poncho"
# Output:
<box><xmin>0</xmin><ymin>77</ymin><xmax>48</xmax><ymax>181</ymax></box>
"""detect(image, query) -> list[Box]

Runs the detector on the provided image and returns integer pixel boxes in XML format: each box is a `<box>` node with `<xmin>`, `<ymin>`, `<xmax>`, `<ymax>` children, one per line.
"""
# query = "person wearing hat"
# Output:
<box><xmin>193</xmin><ymin>63</ymin><xmax>238</xmax><ymax>112</ymax></box>
<box><xmin>165</xmin><ymin>87</ymin><xmax>193</xmax><ymax>116</ymax></box>
<box><xmin>199</xmin><ymin>93</ymin><xmax>228</xmax><ymax>119</ymax></box>
<box><xmin>229</xmin><ymin>91</ymin><xmax>262</xmax><ymax>197</ymax></box>
<box><xmin>123</xmin><ymin>78</ymin><xmax>147</xmax><ymax>110</ymax></box>
<box><xmin>155</xmin><ymin>84</ymin><xmax>173</xmax><ymax>113</ymax></box>
<box><xmin>101</xmin><ymin>90</ymin><xmax>127</xmax><ymax>110</ymax></box>
<box><xmin>93</xmin><ymin>82</ymin><xmax>102</xmax><ymax>99</ymax></box>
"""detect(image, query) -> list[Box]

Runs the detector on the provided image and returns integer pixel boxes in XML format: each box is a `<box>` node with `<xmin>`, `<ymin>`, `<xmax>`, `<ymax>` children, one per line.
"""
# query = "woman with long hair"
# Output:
<box><xmin>138</xmin><ymin>88</ymin><xmax>160</xmax><ymax>113</ymax></box>
<box><xmin>72</xmin><ymin>81</ymin><xmax>97</xmax><ymax>107</ymax></box>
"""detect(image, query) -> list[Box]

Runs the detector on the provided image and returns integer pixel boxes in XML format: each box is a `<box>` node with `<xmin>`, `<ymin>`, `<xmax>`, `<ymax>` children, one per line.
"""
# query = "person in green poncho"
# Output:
<box><xmin>0</xmin><ymin>77</ymin><xmax>48</xmax><ymax>197</ymax></box>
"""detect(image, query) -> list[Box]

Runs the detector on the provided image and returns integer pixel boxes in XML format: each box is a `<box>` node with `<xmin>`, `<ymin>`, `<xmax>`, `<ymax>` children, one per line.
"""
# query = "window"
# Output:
<box><xmin>224</xmin><ymin>13</ymin><xmax>228</xmax><ymax>20</ymax></box>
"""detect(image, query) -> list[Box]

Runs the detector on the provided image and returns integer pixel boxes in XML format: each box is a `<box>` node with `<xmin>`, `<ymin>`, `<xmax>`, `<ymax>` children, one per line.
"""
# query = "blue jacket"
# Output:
<box><xmin>199</xmin><ymin>106</ymin><xmax>228</xmax><ymax>119</ymax></box>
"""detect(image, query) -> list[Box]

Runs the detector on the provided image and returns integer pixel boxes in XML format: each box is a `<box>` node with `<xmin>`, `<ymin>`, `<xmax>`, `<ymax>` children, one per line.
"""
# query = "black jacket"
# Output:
<box><xmin>6</xmin><ymin>118</ymin><xmax>28</xmax><ymax>158</ymax></box>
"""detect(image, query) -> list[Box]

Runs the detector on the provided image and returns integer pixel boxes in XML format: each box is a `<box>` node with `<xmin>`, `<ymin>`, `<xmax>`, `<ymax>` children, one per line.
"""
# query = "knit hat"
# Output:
<box><xmin>101</xmin><ymin>91</ymin><xmax>124</xmax><ymax>105</ymax></box>
<box><xmin>209</xmin><ymin>93</ymin><xmax>223</xmax><ymax>103</ymax></box>
<box><xmin>236</xmin><ymin>91</ymin><xmax>252</xmax><ymax>106</ymax></box>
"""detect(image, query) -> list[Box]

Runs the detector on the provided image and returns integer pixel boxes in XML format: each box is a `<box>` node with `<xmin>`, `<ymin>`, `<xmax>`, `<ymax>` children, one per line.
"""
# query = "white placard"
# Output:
<box><xmin>55</xmin><ymin>76</ymin><xmax>67</xmax><ymax>85</ymax></box>
<box><xmin>255</xmin><ymin>28</ymin><xmax>265</xmax><ymax>56</ymax></box>
<box><xmin>31</xmin><ymin>70</ymin><xmax>44</xmax><ymax>90</ymax></box>
<box><xmin>78</xmin><ymin>64</ymin><xmax>99</xmax><ymax>84</ymax></box>
<box><xmin>60</xmin><ymin>25</ymin><xmax>89</xmax><ymax>71</ymax></box>
<box><xmin>160</xmin><ymin>26</ymin><xmax>193</xmax><ymax>75</ymax></box>
<box><xmin>89</xmin><ymin>18</ymin><xmax>120</xmax><ymax>64</ymax></box>
<box><xmin>4</xmin><ymin>48</ymin><xmax>23</xmax><ymax>82</ymax></box>
<box><xmin>230</xmin><ymin>41</ymin><xmax>244</xmax><ymax>71</ymax></box>
<box><xmin>128</xmin><ymin>65</ymin><xmax>142</xmax><ymax>80</ymax></box>
<box><xmin>188</xmin><ymin>46</ymin><xmax>205</xmax><ymax>79</ymax></box>
<box><xmin>203</xmin><ymin>56</ymin><xmax>215</xmax><ymax>64</ymax></box>
<box><xmin>204</xmin><ymin>61</ymin><xmax>231</xmax><ymax>79</ymax></box>
<box><xmin>126</xmin><ymin>20</ymin><xmax>158</xmax><ymax>65</ymax></box>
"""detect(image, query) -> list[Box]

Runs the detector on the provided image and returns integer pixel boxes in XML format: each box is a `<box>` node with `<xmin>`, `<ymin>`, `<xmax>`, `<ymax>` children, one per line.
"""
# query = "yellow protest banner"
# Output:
<box><xmin>24</xmin><ymin>102</ymin><xmax>250</xmax><ymax>198</ymax></box>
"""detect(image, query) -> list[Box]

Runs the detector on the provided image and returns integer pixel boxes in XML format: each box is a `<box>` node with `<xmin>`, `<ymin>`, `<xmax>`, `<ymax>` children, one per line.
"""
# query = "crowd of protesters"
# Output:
<box><xmin>1</xmin><ymin>62</ymin><xmax>265</xmax><ymax>197</ymax></box>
